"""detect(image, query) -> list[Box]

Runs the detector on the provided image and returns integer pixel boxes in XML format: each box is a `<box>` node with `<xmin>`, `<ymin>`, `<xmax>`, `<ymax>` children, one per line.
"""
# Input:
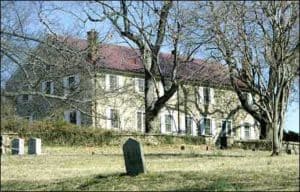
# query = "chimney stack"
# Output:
<box><xmin>87</xmin><ymin>29</ymin><xmax>99</xmax><ymax>62</ymax></box>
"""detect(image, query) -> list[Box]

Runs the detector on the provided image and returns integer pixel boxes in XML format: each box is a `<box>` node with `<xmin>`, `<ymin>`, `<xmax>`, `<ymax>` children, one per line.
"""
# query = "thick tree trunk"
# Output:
<box><xmin>271</xmin><ymin>122</ymin><xmax>280</xmax><ymax>156</ymax></box>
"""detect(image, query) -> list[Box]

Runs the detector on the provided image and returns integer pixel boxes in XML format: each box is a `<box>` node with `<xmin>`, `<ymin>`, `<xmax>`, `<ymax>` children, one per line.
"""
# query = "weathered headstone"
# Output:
<box><xmin>123</xmin><ymin>138</ymin><xmax>146</xmax><ymax>176</ymax></box>
<box><xmin>1</xmin><ymin>135</ymin><xmax>10</xmax><ymax>155</ymax></box>
<box><xmin>28</xmin><ymin>138</ymin><xmax>42</xmax><ymax>155</ymax></box>
<box><xmin>11</xmin><ymin>138</ymin><xmax>24</xmax><ymax>155</ymax></box>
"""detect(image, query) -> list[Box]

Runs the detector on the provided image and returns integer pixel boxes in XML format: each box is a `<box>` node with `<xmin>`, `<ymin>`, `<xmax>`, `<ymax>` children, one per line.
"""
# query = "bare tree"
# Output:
<box><xmin>85</xmin><ymin>1</ymin><xmax>204</xmax><ymax>133</ymax></box>
<box><xmin>194</xmin><ymin>1</ymin><xmax>299</xmax><ymax>155</ymax></box>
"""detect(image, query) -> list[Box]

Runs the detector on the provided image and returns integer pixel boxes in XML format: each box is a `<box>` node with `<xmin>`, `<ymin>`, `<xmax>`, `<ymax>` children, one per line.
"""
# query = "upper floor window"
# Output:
<box><xmin>135</xmin><ymin>78</ymin><xmax>144</xmax><ymax>93</ymax></box>
<box><xmin>199</xmin><ymin>87</ymin><xmax>214</xmax><ymax>105</ymax></box>
<box><xmin>42</xmin><ymin>81</ymin><xmax>54</xmax><ymax>94</ymax></box>
<box><xmin>63</xmin><ymin>74</ymin><xmax>80</xmax><ymax>95</ymax></box>
<box><xmin>45</xmin><ymin>64</ymin><xmax>51</xmax><ymax>71</ymax></box>
<box><xmin>109</xmin><ymin>75</ymin><xmax>118</xmax><ymax>90</ymax></box>
<box><xmin>203</xmin><ymin>87</ymin><xmax>210</xmax><ymax>105</ymax></box>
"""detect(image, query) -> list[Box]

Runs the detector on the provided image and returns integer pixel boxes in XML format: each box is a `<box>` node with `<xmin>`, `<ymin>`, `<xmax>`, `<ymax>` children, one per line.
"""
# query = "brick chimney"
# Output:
<box><xmin>87</xmin><ymin>29</ymin><xmax>99</xmax><ymax>62</ymax></box>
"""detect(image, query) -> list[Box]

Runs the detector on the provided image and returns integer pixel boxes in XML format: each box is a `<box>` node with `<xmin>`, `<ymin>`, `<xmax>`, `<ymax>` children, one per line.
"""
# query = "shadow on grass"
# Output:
<box><xmin>174</xmin><ymin>179</ymin><xmax>242</xmax><ymax>191</ymax></box>
<box><xmin>77</xmin><ymin>173</ymin><xmax>127</xmax><ymax>190</ymax></box>
<box><xmin>145</xmin><ymin>153</ymin><xmax>245</xmax><ymax>158</ymax></box>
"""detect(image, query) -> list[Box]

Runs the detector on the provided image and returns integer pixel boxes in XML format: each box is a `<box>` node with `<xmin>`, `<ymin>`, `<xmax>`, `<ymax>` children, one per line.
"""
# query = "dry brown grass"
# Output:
<box><xmin>1</xmin><ymin>144</ymin><xmax>299</xmax><ymax>191</ymax></box>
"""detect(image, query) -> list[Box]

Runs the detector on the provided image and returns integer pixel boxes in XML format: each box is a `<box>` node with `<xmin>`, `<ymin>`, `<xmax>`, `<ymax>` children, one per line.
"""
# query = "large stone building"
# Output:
<box><xmin>6</xmin><ymin>30</ymin><xmax>260</xmax><ymax>146</ymax></box>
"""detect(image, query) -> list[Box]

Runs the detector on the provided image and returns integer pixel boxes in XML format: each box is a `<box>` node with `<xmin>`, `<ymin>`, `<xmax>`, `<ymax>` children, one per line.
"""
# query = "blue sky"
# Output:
<box><xmin>2</xmin><ymin>1</ymin><xmax>299</xmax><ymax>133</ymax></box>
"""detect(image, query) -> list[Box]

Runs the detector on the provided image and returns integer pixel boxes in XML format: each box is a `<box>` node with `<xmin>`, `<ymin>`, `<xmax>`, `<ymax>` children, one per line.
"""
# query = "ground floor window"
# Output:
<box><xmin>185</xmin><ymin>116</ymin><xmax>193</xmax><ymax>134</ymax></box>
<box><xmin>110</xmin><ymin>109</ymin><xmax>119</xmax><ymax>128</ymax></box>
<box><xmin>204</xmin><ymin>118</ymin><xmax>211</xmax><ymax>135</ymax></box>
<box><xmin>244</xmin><ymin>123</ymin><xmax>251</xmax><ymax>139</ymax></box>
<box><xmin>64</xmin><ymin>110</ymin><xmax>81</xmax><ymax>125</ymax></box>
<box><xmin>221</xmin><ymin>120</ymin><xmax>232</xmax><ymax>136</ymax></box>
<box><xmin>165</xmin><ymin>114</ymin><xmax>173</xmax><ymax>132</ymax></box>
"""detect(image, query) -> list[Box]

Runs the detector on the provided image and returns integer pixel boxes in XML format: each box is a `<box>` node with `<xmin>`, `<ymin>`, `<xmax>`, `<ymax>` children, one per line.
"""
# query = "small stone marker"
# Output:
<box><xmin>28</xmin><ymin>138</ymin><xmax>42</xmax><ymax>155</ymax></box>
<box><xmin>11</xmin><ymin>138</ymin><xmax>24</xmax><ymax>155</ymax></box>
<box><xmin>123</xmin><ymin>138</ymin><xmax>146</xmax><ymax>176</ymax></box>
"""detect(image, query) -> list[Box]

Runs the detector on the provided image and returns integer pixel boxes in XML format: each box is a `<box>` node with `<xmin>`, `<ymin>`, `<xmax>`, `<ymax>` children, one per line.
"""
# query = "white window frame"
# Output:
<box><xmin>135</xmin><ymin>78</ymin><xmax>144</xmax><ymax>93</ymax></box>
<box><xmin>244</xmin><ymin>123</ymin><xmax>251</xmax><ymax>139</ymax></box>
<box><xmin>199</xmin><ymin>87</ymin><xmax>215</xmax><ymax>105</ymax></box>
<box><xmin>42</xmin><ymin>81</ymin><xmax>54</xmax><ymax>94</ymax></box>
<box><xmin>185</xmin><ymin>115</ymin><xmax>193</xmax><ymax>135</ymax></box>
<box><xmin>199</xmin><ymin>117</ymin><xmax>214</xmax><ymax>136</ymax></box>
<box><xmin>165</xmin><ymin>114</ymin><xmax>174</xmax><ymax>133</ymax></box>
<box><xmin>136</xmin><ymin>110</ymin><xmax>145</xmax><ymax>132</ymax></box>
<box><xmin>63</xmin><ymin>74</ymin><xmax>80</xmax><ymax>95</ymax></box>
<box><xmin>107</xmin><ymin>108</ymin><xmax>120</xmax><ymax>129</ymax></box>
<box><xmin>64</xmin><ymin>110</ymin><xmax>81</xmax><ymax>125</ymax></box>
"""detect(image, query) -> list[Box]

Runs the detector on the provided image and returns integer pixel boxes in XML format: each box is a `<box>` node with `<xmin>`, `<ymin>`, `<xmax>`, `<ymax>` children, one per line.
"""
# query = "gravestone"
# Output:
<box><xmin>11</xmin><ymin>138</ymin><xmax>24</xmax><ymax>155</ymax></box>
<box><xmin>28</xmin><ymin>138</ymin><xmax>42</xmax><ymax>155</ymax></box>
<box><xmin>123</xmin><ymin>138</ymin><xmax>146</xmax><ymax>176</ymax></box>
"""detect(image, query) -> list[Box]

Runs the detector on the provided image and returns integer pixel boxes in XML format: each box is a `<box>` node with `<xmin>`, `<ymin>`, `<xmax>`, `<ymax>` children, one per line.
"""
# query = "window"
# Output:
<box><xmin>22</xmin><ymin>95</ymin><xmax>29</xmax><ymax>102</ymax></box>
<box><xmin>64</xmin><ymin>110</ymin><xmax>81</xmax><ymax>125</ymax></box>
<box><xmin>204</xmin><ymin>118</ymin><xmax>211</xmax><ymax>135</ymax></box>
<box><xmin>63</xmin><ymin>75</ymin><xmax>80</xmax><ymax>95</ymax></box>
<box><xmin>109</xmin><ymin>75</ymin><xmax>118</xmax><ymax>90</ymax></box>
<box><xmin>110</xmin><ymin>109</ymin><xmax>119</xmax><ymax>128</ymax></box>
<box><xmin>136</xmin><ymin>111</ymin><xmax>145</xmax><ymax>131</ymax></box>
<box><xmin>244</xmin><ymin>124</ymin><xmax>250</xmax><ymax>139</ymax></box>
<box><xmin>165</xmin><ymin>114</ymin><xmax>173</xmax><ymax>132</ymax></box>
<box><xmin>70</xmin><ymin>111</ymin><xmax>77</xmax><ymax>124</ymax></box>
<box><xmin>42</xmin><ymin>81</ymin><xmax>54</xmax><ymax>94</ymax></box>
<box><xmin>46</xmin><ymin>82</ymin><xmax>52</xmax><ymax>94</ymax></box>
<box><xmin>136</xmin><ymin>78</ymin><xmax>144</xmax><ymax>92</ymax></box>
<box><xmin>185</xmin><ymin>116</ymin><xmax>193</xmax><ymax>134</ymax></box>
<box><xmin>45</xmin><ymin>65</ymin><xmax>51</xmax><ymax>71</ymax></box>
<box><xmin>221</xmin><ymin>120</ymin><xmax>232</xmax><ymax>136</ymax></box>
<box><xmin>203</xmin><ymin>87</ymin><xmax>210</xmax><ymax>105</ymax></box>
<box><xmin>68</xmin><ymin>76</ymin><xmax>76</xmax><ymax>91</ymax></box>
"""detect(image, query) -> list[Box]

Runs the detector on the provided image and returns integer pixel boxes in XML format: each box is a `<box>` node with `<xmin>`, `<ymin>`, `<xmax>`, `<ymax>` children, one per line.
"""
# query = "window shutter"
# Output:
<box><xmin>64</xmin><ymin>110</ymin><xmax>70</xmax><ymax>122</ymax></box>
<box><xmin>135</xmin><ymin>78</ymin><xmax>140</xmax><ymax>92</ymax></box>
<box><xmin>199</xmin><ymin>118</ymin><xmax>205</xmax><ymax>136</ymax></box>
<box><xmin>180</xmin><ymin>114</ymin><xmax>185</xmax><ymax>133</ymax></box>
<box><xmin>240</xmin><ymin>121</ymin><xmax>244</xmax><ymax>139</ymax></box>
<box><xmin>118</xmin><ymin>75</ymin><xmax>123</xmax><ymax>90</ymax></box>
<box><xmin>160</xmin><ymin>113</ymin><xmax>165</xmax><ymax>133</ymax></box>
<box><xmin>76</xmin><ymin>110</ymin><xmax>81</xmax><ymax>125</ymax></box>
<box><xmin>192</xmin><ymin>118</ymin><xmax>197</xmax><ymax>136</ymax></box>
<box><xmin>28</xmin><ymin>95</ymin><xmax>33</xmax><ymax>101</ymax></box>
<box><xmin>63</xmin><ymin>77</ymin><xmax>68</xmax><ymax>95</ymax></box>
<box><xmin>41</xmin><ymin>82</ymin><xmax>46</xmax><ymax>93</ymax></box>
<box><xmin>210</xmin><ymin>88</ymin><xmax>215</xmax><ymax>104</ymax></box>
<box><xmin>50</xmin><ymin>82</ymin><xmax>54</xmax><ymax>94</ymax></box>
<box><xmin>105</xmin><ymin>74</ymin><xmax>110</xmax><ymax>91</ymax></box>
<box><xmin>106</xmin><ymin>108</ymin><xmax>111</xmax><ymax>128</ymax></box>
<box><xmin>75</xmin><ymin>74</ymin><xmax>80</xmax><ymax>88</ymax></box>
<box><xmin>211</xmin><ymin>119</ymin><xmax>216</xmax><ymax>136</ymax></box>
<box><xmin>198</xmin><ymin>87</ymin><xmax>204</xmax><ymax>104</ymax></box>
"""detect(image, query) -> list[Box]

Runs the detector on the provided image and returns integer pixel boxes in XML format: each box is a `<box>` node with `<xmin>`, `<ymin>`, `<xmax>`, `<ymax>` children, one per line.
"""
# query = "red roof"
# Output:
<box><xmin>53</xmin><ymin>36</ymin><xmax>232</xmax><ymax>87</ymax></box>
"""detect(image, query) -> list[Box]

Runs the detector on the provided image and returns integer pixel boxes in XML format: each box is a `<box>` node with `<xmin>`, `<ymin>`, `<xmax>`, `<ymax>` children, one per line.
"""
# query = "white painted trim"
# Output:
<box><xmin>210</xmin><ymin>88</ymin><xmax>215</xmax><ymax>104</ymax></box>
<box><xmin>198</xmin><ymin>86</ymin><xmax>203</xmax><ymax>104</ymax></box>
<box><xmin>76</xmin><ymin>110</ymin><xmax>81</xmax><ymax>126</ymax></box>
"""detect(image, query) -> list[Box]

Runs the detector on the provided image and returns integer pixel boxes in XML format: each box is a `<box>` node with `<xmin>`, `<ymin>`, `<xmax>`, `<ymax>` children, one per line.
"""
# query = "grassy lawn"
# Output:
<box><xmin>1</xmin><ymin>144</ymin><xmax>299</xmax><ymax>191</ymax></box>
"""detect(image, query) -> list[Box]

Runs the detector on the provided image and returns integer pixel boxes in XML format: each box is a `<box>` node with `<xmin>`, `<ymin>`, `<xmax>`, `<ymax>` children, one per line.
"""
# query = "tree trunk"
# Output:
<box><xmin>271</xmin><ymin>121</ymin><xmax>280</xmax><ymax>156</ymax></box>
<box><xmin>144</xmin><ymin>47</ymin><xmax>156</xmax><ymax>133</ymax></box>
